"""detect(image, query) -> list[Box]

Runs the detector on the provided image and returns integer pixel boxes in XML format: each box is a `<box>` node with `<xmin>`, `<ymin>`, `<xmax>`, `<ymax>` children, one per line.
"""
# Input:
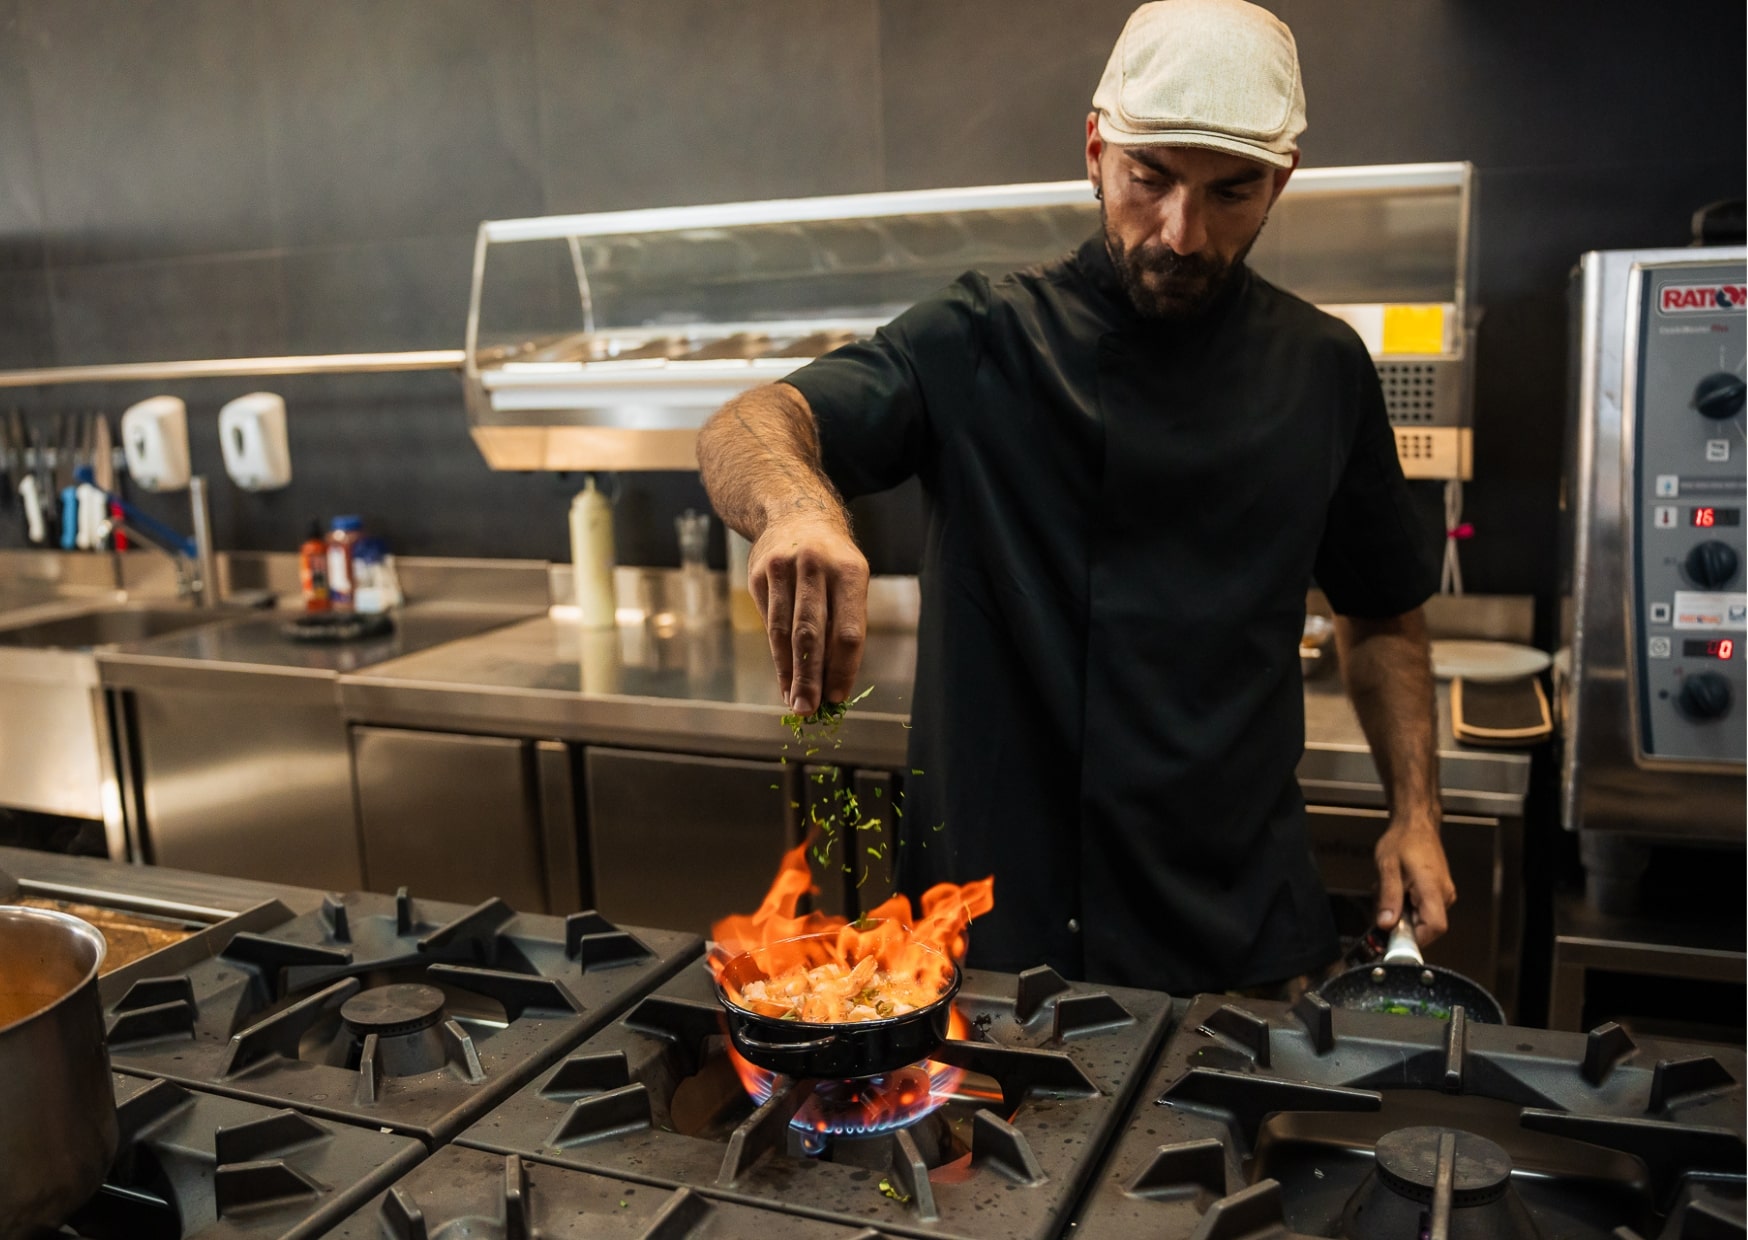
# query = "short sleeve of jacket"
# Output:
<box><xmin>781</xmin><ymin>272</ymin><xmax>988</xmax><ymax>499</ymax></box>
<box><xmin>1313</xmin><ymin>339</ymin><xmax>1441</xmax><ymax>617</ymax></box>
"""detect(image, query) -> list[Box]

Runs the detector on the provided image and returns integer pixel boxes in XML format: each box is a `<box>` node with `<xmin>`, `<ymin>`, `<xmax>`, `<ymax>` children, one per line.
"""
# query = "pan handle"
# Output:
<box><xmin>1381</xmin><ymin>913</ymin><xmax>1425</xmax><ymax>966</ymax></box>
<box><xmin>737</xmin><ymin>1028</ymin><xmax>839</xmax><ymax>1055</ymax></box>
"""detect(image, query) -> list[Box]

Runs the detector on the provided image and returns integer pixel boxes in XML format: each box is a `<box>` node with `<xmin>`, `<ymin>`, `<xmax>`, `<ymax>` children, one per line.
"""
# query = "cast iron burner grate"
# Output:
<box><xmin>101</xmin><ymin>889</ymin><xmax>701</xmax><ymax>1145</ymax></box>
<box><xmin>325</xmin><ymin>1145</ymin><xmax>894</xmax><ymax>1239</ymax></box>
<box><xmin>55</xmin><ymin>1074</ymin><xmax>423</xmax><ymax>1240</ymax></box>
<box><xmin>454</xmin><ymin>962</ymin><xmax>1173</xmax><ymax>1239</ymax></box>
<box><xmin>1070</xmin><ymin>992</ymin><xmax>1748</xmax><ymax>1239</ymax></box>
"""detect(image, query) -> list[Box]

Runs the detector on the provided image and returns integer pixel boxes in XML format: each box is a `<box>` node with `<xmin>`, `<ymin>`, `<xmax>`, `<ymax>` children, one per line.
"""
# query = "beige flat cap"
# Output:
<box><xmin>1092</xmin><ymin>0</ymin><xmax>1306</xmax><ymax>169</ymax></box>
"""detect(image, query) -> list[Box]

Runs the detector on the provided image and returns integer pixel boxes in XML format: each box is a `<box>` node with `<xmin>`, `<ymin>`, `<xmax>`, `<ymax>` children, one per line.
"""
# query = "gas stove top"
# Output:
<box><xmin>455</xmin><ymin>961</ymin><xmax>1174</xmax><ymax>1239</ymax></box>
<box><xmin>57</xmin><ymin>1073</ymin><xmax>424</xmax><ymax>1240</ymax></box>
<box><xmin>1071</xmin><ymin>992</ymin><xmax>1748</xmax><ymax>1239</ymax></box>
<box><xmin>325</xmin><ymin>1145</ymin><xmax>892</xmax><ymax>1238</ymax></box>
<box><xmin>19</xmin><ymin>855</ymin><xmax>1748</xmax><ymax>1239</ymax></box>
<box><xmin>100</xmin><ymin>889</ymin><xmax>701</xmax><ymax>1145</ymax></box>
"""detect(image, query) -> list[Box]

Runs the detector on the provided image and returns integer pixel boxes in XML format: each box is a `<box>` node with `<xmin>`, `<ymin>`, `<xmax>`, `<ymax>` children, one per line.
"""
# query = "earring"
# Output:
<box><xmin>1094</xmin><ymin>185</ymin><xmax>1103</xmax><ymax>202</ymax></box>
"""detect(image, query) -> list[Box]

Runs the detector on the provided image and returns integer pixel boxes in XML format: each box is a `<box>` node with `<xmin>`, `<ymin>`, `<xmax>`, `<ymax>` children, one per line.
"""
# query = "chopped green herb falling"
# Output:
<box><xmin>781</xmin><ymin>683</ymin><xmax>875</xmax><ymax>739</ymax></box>
<box><xmin>774</xmin><ymin>686</ymin><xmax>943</xmax><ymax>891</ymax></box>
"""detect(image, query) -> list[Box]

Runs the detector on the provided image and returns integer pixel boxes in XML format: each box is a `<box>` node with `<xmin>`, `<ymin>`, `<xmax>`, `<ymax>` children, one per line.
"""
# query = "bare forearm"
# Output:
<box><xmin>1334</xmin><ymin>608</ymin><xmax>1440</xmax><ymax>826</ymax></box>
<box><xmin>697</xmin><ymin>382</ymin><xmax>850</xmax><ymax>541</ymax></box>
<box><xmin>1337</xmin><ymin>607</ymin><xmax>1455</xmax><ymax>940</ymax></box>
<box><xmin>698</xmin><ymin>382</ymin><xmax>871</xmax><ymax>715</ymax></box>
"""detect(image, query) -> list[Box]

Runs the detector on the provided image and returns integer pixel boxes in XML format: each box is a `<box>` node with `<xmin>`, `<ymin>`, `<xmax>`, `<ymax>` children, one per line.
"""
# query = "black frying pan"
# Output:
<box><xmin>1317</xmin><ymin>915</ymin><xmax>1505</xmax><ymax>1025</ymax></box>
<box><xmin>714</xmin><ymin>932</ymin><xmax>961</xmax><ymax>1079</ymax></box>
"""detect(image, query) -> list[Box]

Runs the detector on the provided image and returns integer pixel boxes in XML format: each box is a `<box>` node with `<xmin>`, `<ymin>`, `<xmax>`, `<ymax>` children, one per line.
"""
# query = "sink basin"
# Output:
<box><xmin>0</xmin><ymin>607</ymin><xmax>224</xmax><ymax>650</ymax></box>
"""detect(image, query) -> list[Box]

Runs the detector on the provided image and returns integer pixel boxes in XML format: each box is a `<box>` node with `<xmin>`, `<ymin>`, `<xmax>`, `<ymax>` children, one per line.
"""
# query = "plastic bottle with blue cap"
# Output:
<box><xmin>326</xmin><ymin>515</ymin><xmax>364</xmax><ymax>608</ymax></box>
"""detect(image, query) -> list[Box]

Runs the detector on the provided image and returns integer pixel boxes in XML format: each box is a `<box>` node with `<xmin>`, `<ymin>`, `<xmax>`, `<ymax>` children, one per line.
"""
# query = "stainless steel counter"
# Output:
<box><xmin>0</xmin><ymin>551</ymin><xmax>1534</xmax><ymax>1012</ymax></box>
<box><xmin>0</xmin><ymin>539</ymin><xmax>1528</xmax><ymax>836</ymax></box>
<box><xmin>0</xmin><ymin>543</ymin><xmax>1523</xmax><ymax>821</ymax></box>
<box><xmin>86</xmin><ymin>603</ymin><xmax>543</xmax><ymax>888</ymax></box>
<box><xmin>98</xmin><ymin>606</ymin><xmax>541</xmax><ymax>692</ymax></box>
<box><xmin>340</xmin><ymin>615</ymin><xmax>919</xmax><ymax>766</ymax></box>
<box><xmin>1301</xmin><ymin>676</ymin><xmax>1531</xmax><ymax>818</ymax></box>
<box><xmin>339</xmin><ymin>611</ymin><xmax>1532</xmax><ymax>816</ymax></box>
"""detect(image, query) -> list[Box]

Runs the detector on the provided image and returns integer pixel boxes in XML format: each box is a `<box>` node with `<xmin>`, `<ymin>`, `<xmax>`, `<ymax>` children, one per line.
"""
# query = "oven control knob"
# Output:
<box><xmin>1678</xmin><ymin>672</ymin><xmax>1733</xmax><ymax>722</ymax></box>
<box><xmin>1685</xmin><ymin>540</ymin><xmax>1740</xmax><ymax>589</ymax></box>
<box><xmin>1694</xmin><ymin>372</ymin><xmax>1746</xmax><ymax>420</ymax></box>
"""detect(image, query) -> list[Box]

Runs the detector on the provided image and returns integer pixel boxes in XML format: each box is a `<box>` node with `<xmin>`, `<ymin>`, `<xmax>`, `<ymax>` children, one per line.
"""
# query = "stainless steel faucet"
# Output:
<box><xmin>98</xmin><ymin>475</ymin><xmax>219</xmax><ymax>607</ymax></box>
<box><xmin>188</xmin><ymin>476</ymin><xmax>217</xmax><ymax>608</ymax></box>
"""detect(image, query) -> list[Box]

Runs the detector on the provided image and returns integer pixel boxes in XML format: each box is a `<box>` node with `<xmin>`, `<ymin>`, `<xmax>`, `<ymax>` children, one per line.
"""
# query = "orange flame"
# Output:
<box><xmin>709</xmin><ymin>841</ymin><xmax>994</xmax><ymax>1135</ymax></box>
<box><xmin>709</xmin><ymin>841</ymin><xmax>994</xmax><ymax>972</ymax></box>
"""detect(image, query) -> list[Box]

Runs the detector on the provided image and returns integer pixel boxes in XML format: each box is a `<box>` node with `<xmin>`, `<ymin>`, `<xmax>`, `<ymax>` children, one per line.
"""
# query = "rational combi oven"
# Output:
<box><xmin>1561</xmin><ymin>245</ymin><xmax>1747</xmax><ymax>909</ymax></box>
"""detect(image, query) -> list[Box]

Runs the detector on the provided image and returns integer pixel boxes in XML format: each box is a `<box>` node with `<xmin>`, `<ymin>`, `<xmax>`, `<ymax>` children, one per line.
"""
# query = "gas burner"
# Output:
<box><xmin>1373</xmin><ymin>1125</ymin><xmax>1511</xmax><ymax>1203</ymax></box>
<box><xmin>1341</xmin><ymin>1125</ymin><xmax>1536</xmax><ymax>1239</ymax></box>
<box><xmin>324</xmin><ymin>1145</ymin><xmax>891</xmax><ymax>1239</ymax></box>
<box><xmin>456</xmin><ymin>962</ymin><xmax>1173</xmax><ymax>1239</ymax></box>
<box><xmin>737</xmin><ymin>1053</ymin><xmax>966</xmax><ymax>1152</ymax></box>
<box><xmin>59</xmin><ymin>1074</ymin><xmax>422</xmax><ymax>1240</ymax></box>
<box><xmin>102</xmin><ymin>889</ymin><xmax>701</xmax><ymax>1144</ymax></box>
<box><xmin>340</xmin><ymin>982</ymin><xmax>447</xmax><ymax>1038</ymax></box>
<box><xmin>1071</xmin><ymin>993</ymin><xmax>1748</xmax><ymax>1239</ymax></box>
<box><xmin>333</xmin><ymin>981</ymin><xmax>483</xmax><ymax>1082</ymax></box>
<box><xmin>749</xmin><ymin>1066</ymin><xmax>983</xmax><ymax>1173</ymax></box>
<box><xmin>789</xmin><ymin>1066</ymin><xmax>949</xmax><ymax>1146</ymax></box>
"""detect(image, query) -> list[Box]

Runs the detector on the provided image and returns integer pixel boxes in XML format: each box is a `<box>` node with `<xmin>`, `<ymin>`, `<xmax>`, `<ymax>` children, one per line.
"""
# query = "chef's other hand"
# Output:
<box><xmin>748</xmin><ymin>514</ymin><xmax>869</xmax><ymax>716</ymax></box>
<box><xmin>1374</xmin><ymin>817</ymin><xmax>1457</xmax><ymax>947</ymax></box>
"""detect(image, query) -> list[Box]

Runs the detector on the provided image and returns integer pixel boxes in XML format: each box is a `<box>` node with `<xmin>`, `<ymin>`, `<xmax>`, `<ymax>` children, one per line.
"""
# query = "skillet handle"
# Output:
<box><xmin>737</xmin><ymin>1029</ymin><xmax>838</xmax><ymax>1055</ymax></box>
<box><xmin>1382</xmin><ymin>913</ymin><xmax>1425</xmax><ymax>966</ymax></box>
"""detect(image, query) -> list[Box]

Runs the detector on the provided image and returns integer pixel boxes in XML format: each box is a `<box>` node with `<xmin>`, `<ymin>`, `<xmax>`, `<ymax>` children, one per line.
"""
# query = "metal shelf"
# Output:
<box><xmin>0</xmin><ymin>350</ymin><xmax>463</xmax><ymax>390</ymax></box>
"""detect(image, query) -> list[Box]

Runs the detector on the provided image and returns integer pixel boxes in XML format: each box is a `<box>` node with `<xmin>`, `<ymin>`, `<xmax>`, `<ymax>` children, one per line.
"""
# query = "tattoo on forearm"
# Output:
<box><xmin>700</xmin><ymin>385</ymin><xmax>850</xmax><ymax>542</ymax></box>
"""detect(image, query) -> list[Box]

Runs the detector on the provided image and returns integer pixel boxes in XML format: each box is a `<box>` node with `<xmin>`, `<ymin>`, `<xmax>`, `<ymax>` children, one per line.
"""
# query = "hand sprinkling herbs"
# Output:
<box><xmin>776</xmin><ymin>686</ymin><xmax>938</xmax><ymax>890</ymax></box>
<box><xmin>780</xmin><ymin>683</ymin><xmax>875</xmax><ymax>738</ymax></box>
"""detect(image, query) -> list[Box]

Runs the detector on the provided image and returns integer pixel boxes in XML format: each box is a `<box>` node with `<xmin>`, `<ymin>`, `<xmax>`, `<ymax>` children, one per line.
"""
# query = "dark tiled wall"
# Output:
<box><xmin>0</xmin><ymin>0</ymin><xmax>1742</xmax><ymax>596</ymax></box>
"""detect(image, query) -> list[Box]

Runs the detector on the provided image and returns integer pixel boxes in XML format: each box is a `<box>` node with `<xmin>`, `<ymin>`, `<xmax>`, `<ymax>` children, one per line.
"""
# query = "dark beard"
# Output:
<box><xmin>1101</xmin><ymin>205</ymin><xmax>1263</xmax><ymax>322</ymax></box>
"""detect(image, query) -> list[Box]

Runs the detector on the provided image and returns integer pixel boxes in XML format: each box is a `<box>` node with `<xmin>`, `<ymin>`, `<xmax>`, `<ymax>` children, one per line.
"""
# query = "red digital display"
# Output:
<box><xmin>1689</xmin><ymin>506</ymin><xmax>1742</xmax><ymax>527</ymax></box>
<box><xmin>1694</xmin><ymin>506</ymin><xmax>1717</xmax><ymax>527</ymax></box>
<box><xmin>1682</xmin><ymin>638</ymin><xmax>1736</xmax><ymax>660</ymax></box>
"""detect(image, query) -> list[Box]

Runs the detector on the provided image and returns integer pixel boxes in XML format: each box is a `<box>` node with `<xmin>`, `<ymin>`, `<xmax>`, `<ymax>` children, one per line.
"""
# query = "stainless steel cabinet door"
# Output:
<box><xmin>353</xmin><ymin>727</ymin><xmax>549</xmax><ymax>912</ymax></box>
<box><xmin>583</xmin><ymin>748</ymin><xmax>796</xmax><ymax>936</ymax></box>
<box><xmin>132</xmin><ymin>683</ymin><xmax>364</xmax><ymax>891</ymax></box>
<box><xmin>0</xmin><ymin>675</ymin><xmax>104</xmax><ymax>820</ymax></box>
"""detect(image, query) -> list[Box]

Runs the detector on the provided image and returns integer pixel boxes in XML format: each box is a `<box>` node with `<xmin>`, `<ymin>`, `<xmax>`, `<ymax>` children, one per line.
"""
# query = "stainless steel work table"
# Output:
<box><xmin>97</xmin><ymin>605</ymin><xmax>540</xmax><ymax>697</ymax></box>
<box><xmin>340</xmin><ymin>612</ymin><xmax>1534</xmax><ymax>1013</ymax></box>
<box><xmin>90</xmin><ymin>604</ymin><xmax>541</xmax><ymax>889</ymax></box>
<box><xmin>78</xmin><ymin>599</ymin><xmax>1534</xmax><ymax>1012</ymax></box>
<box><xmin>338</xmin><ymin>611</ymin><xmax>1532</xmax><ymax>818</ymax></box>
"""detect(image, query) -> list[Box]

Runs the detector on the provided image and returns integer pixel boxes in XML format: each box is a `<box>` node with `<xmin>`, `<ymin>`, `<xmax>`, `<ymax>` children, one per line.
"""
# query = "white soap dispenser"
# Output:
<box><xmin>218</xmin><ymin>392</ymin><xmax>292</xmax><ymax>491</ymax></box>
<box><xmin>570</xmin><ymin>476</ymin><xmax>617</xmax><ymax>630</ymax></box>
<box><xmin>119</xmin><ymin>395</ymin><xmax>191</xmax><ymax>492</ymax></box>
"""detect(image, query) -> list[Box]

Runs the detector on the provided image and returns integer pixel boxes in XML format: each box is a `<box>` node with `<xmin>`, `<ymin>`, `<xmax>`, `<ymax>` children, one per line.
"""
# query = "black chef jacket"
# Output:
<box><xmin>784</xmin><ymin>234</ymin><xmax>1438</xmax><ymax>993</ymax></box>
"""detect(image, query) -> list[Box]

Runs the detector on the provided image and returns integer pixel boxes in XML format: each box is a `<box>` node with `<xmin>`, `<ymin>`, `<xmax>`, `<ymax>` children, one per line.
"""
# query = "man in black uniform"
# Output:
<box><xmin>698</xmin><ymin>0</ymin><xmax>1456</xmax><ymax>994</ymax></box>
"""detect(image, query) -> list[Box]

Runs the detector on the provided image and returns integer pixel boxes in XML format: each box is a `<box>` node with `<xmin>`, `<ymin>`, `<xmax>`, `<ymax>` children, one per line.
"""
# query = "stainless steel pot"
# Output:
<box><xmin>0</xmin><ymin>905</ymin><xmax>117</xmax><ymax>1238</ymax></box>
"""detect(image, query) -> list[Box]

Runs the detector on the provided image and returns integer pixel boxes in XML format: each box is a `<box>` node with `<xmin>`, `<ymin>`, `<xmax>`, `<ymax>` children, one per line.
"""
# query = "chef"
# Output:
<box><xmin>697</xmin><ymin>0</ymin><xmax>1456</xmax><ymax>994</ymax></box>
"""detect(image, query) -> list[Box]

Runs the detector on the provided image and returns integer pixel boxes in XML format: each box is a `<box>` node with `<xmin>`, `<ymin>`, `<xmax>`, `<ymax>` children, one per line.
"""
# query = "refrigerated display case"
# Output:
<box><xmin>463</xmin><ymin>164</ymin><xmax>1479</xmax><ymax>476</ymax></box>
